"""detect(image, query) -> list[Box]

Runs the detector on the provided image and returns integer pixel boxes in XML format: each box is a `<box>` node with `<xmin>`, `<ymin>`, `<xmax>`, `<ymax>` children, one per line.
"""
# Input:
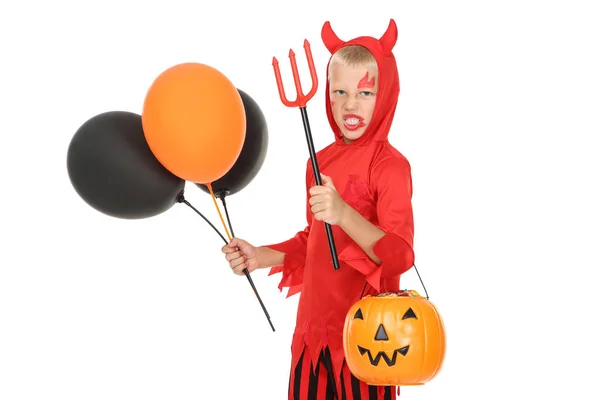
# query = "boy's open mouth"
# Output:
<box><xmin>343</xmin><ymin>114</ymin><xmax>365</xmax><ymax>131</ymax></box>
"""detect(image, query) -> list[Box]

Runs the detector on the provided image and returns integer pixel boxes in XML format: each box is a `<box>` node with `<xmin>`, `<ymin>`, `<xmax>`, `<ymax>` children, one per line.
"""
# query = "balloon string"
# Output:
<box><xmin>177</xmin><ymin>193</ymin><xmax>228</xmax><ymax>244</ymax></box>
<box><xmin>220</xmin><ymin>196</ymin><xmax>235</xmax><ymax>238</ymax></box>
<box><xmin>204</xmin><ymin>184</ymin><xmax>276</xmax><ymax>332</ymax></box>
<box><xmin>207</xmin><ymin>183</ymin><xmax>232</xmax><ymax>242</ymax></box>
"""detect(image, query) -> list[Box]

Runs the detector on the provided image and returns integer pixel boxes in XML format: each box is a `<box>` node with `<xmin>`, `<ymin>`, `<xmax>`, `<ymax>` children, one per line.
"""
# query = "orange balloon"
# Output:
<box><xmin>142</xmin><ymin>63</ymin><xmax>246</xmax><ymax>184</ymax></box>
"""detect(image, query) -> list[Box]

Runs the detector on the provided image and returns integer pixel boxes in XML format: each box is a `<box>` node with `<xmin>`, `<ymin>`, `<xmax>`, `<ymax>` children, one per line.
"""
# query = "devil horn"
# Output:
<box><xmin>321</xmin><ymin>21</ymin><xmax>344</xmax><ymax>54</ymax></box>
<box><xmin>379</xmin><ymin>19</ymin><xmax>398</xmax><ymax>54</ymax></box>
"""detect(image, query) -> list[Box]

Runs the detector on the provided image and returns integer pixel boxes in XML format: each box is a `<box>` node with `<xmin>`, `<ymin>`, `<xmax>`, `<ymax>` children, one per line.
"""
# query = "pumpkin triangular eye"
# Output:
<box><xmin>354</xmin><ymin>308</ymin><xmax>364</xmax><ymax>319</ymax></box>
<box><xmin>402</xmin><ymin>307</ymin><xmax>417</xmax><ymax>320</ymax></box>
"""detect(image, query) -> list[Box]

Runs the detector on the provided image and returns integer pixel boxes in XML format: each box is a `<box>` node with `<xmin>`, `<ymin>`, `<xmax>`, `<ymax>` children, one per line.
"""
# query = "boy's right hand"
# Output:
<box><xmin>221</xmin><ymin>238</ymin><xmax>259</xmax><ymax>275</ymax></box>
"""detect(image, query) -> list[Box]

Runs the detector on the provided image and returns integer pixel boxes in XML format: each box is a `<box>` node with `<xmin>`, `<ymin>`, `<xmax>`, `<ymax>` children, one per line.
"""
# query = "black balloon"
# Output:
<box><xmin>67</xmin><ymin>111</ymin><xmax>185</xmax><ymax>219</ymax></box>
<box><xmin>195</xmin><ymin>89</ymin><xmax>268</xmax><ymax>197</ymax></box>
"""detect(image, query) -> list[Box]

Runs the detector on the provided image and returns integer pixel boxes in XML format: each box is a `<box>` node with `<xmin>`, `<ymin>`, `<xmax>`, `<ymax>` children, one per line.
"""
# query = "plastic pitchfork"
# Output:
<box><xmin>272</xmin><ymin>40</ymin><xmax>340</xmax><ymax>271</ymax></box>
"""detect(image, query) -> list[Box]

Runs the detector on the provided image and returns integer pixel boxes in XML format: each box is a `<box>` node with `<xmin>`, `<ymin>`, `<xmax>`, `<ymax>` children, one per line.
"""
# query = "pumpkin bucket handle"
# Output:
<box><xmin>359</xmin><ymin>263</ymin><xmax>430</xmax><ymax>300</ymax></box>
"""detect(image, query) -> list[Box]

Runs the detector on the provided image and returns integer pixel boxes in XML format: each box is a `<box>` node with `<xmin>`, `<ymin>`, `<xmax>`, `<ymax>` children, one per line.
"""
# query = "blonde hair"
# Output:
<box><xmin>328</xmin><ymin>45</ymin><xmax>378</xmax><ymax>80</ymax></box>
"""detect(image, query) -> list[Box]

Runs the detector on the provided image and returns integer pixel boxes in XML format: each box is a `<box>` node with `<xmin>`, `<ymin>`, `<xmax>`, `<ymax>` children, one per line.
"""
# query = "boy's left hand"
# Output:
<box><xmin>309</xmin><ymin>173</ymin><xmax>348</xmax><ymax>225</ymax></box>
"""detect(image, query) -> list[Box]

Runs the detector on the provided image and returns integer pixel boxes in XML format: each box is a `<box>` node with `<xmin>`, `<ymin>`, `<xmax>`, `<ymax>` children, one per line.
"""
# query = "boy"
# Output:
<box><xmin>222</xmin><ymin>19</ymin><xmax>415</xmax><ymax>400</ymax></box>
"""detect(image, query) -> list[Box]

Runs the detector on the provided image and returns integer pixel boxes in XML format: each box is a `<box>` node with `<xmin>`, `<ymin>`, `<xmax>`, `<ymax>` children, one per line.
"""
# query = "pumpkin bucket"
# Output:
<box><xmin>342</xmin><ymin>288</ymin><xmax>446</xmax><ymax>386</ymax></box>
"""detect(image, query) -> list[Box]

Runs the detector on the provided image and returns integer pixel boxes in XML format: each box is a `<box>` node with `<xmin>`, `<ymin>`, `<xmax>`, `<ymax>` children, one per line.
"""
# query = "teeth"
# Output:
<box><xmin>345</xmin><ymin>117</ymin><xmax>360</xmax><ymax>125</ymax></box>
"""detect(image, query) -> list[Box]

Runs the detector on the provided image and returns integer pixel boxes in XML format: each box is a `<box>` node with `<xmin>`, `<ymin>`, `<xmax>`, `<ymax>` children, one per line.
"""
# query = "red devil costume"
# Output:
<box><xmin>266</xmin><ymin>19</ymin><xmax>415</xmax><ymax>400</ymax></box>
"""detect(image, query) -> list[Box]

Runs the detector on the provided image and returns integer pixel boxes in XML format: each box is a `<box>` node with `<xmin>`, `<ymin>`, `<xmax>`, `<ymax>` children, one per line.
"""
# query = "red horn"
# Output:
<box><xmin>321</xmin><ymin>21</ymin><xmax>344</xmax><ymax>54</ymax></box>
<box><xmin>379</xmin><ymin>19</ymin><xmax>398</xmax><ymax>54</ymax></box>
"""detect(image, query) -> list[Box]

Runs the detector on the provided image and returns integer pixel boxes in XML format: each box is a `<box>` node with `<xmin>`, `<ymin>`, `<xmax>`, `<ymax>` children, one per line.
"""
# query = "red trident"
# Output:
<box><xmin>272</xmin><ymin>40</ymin><xmax>340</xmax><ymax>271</ymax></box>
<box><xmin>273</xmin><ymin>40</ymin><xmax>318</xmax><ymax>107</ymax></box>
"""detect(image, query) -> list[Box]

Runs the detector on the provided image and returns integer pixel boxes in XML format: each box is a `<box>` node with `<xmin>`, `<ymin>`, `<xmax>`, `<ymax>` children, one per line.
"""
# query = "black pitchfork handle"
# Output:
<box><xmin>300</xmin><ymin>107</ymin><xmax>340</xmax><ymax>270</ymax></box>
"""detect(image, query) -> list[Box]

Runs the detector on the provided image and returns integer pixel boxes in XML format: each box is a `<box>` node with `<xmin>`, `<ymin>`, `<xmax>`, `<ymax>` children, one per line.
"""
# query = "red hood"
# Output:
<box><xmin>321</xmin><ymin>19</ymin><xmax>400</xmax><ymax>146</ymax></box>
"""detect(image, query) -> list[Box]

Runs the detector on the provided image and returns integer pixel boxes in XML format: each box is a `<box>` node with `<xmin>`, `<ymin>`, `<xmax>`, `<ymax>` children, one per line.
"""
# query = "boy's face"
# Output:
<box><xmin>329</xmin><ymin>63</ymin><xmax>378</xmax><ymax>144</ymax></box>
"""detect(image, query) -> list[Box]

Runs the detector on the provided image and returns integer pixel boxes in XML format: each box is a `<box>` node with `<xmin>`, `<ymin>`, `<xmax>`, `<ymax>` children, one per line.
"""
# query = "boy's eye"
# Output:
<box><xmin>360</xmin><ymin>91</ymin><xmax>374</xmax><ymax>96</ymax></box>
<box><xmin>334</xmin><ymin>90</ymin><xmax>346</xmax><ymax>95</ymax></box>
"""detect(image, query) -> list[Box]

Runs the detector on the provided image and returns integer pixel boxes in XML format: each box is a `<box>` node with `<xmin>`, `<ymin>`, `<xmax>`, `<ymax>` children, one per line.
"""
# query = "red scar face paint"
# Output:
<box><xmin>357</xmin><ymin>72</ymin><xmax>375</xmax><ymax>89</ymax></box>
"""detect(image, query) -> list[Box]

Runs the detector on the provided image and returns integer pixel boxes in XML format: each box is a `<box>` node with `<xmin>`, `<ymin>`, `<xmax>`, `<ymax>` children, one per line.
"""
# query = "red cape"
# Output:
<box><xmin>267</xmin><ymin>19</ymin><xmax>415</xmax><ymax>397</ymax></box>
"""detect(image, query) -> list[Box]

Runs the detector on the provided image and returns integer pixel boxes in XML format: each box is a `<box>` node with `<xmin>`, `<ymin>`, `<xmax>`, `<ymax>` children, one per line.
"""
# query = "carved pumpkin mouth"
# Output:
<box><xmin>357</xmin><ymin>345</ymin><xmax>410</xmax><ymax>366</ymax></box>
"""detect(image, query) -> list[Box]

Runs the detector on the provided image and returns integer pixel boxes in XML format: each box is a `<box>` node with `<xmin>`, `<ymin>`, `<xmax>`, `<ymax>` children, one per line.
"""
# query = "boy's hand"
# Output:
<box><xmin>309</xmin><ymin>173</ymin><xmax>348</xmax><ymax>225</ymax></box>
<box><xmin>221</xmin><ymin>238</ymin><xmax>259</xmax><ymax>275</ymax></box>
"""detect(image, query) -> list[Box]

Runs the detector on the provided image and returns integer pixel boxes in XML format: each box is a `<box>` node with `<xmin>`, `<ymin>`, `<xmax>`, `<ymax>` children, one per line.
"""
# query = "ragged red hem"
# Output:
<box><xmin>264</xmin><ymin>229</ymin><xmax>308</xmax><ymax>297</ymax></box>
<box><xmin>289</xmin><ymin>328</ymin><xmax>398</xmax><ymax>399</ymax></box>
<box><xmin>373</xmin><ymin>232</ymin><xmax>415</xmax><ymax>278</ymax></box>
<box><xmin>289</xmin><ymin>327</ymin><xmax>345</xmax><ymax>397</ymax></box>
<box><xmin>266</xmin><ymin>250</ymin><xmax>305</xmax><ymax>298</ymax></box>
<box><xmin>338</xmin><ymin>243</ymin><xmax>383</xmax><ymax>292</ymax></box>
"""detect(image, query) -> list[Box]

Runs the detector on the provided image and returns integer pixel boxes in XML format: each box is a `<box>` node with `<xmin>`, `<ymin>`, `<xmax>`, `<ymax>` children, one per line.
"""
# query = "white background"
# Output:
<box><xmin>1</xmin><ymin>0</ymin><xmax>599</xmax><ymax>399</ymax></box>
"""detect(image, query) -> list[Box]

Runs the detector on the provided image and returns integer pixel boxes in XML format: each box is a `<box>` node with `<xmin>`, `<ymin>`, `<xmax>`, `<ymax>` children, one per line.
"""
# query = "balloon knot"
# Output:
<box><xmin>215</xmin><ymin>190</ymin><xmax>230</xmax><ymax>199</ymax></box>
<box><xmin>176</xmin><ymin>191</ymin><xmax>186</xmax><ymax>203</ymax></box>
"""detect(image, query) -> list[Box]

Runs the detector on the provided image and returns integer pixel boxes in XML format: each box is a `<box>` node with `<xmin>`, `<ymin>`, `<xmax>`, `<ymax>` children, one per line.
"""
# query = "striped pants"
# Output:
<box><xmin>288</xmin><ymin>347</ymin><xmax>396</xmax><ymax>400</ymax></box>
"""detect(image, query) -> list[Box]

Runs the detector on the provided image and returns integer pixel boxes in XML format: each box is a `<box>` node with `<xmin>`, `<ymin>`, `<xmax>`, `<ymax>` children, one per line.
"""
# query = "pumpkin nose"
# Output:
<box><xmin>375</xmin><ymin>324</ymin><xmax>388</xmax><ymax>341</ymax></box>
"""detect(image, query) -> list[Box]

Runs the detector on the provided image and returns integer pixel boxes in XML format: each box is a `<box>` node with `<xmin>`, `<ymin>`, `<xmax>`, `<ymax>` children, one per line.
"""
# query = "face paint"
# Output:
<box><xmin>329</xmin><ymin>63</ymin><xmax>378</xmax><ymax>144</ymax></box>
<box><xmin>357</xmin><ymin>72</ymin><xmax>375</xmax><ymax>89</ymax></box>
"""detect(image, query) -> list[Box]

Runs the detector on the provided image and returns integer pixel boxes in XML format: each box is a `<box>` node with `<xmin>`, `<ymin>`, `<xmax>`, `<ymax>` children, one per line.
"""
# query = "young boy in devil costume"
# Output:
<box><xmin>222</xmin><ymin>19</ymin><xmax>414</xmax><ymax>400</ymax></box>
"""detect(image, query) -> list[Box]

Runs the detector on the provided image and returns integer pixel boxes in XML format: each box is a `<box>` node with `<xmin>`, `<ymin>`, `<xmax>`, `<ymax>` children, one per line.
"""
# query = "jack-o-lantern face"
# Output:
<box><xmin>343</xmin><ymin>291</ymin><xmax>445</xmax><ymax>386</ymax></box>
<box><xmin>352</xmin><ymin>306</ymin><xmax>416</xmax><ymax>367</ymax></box>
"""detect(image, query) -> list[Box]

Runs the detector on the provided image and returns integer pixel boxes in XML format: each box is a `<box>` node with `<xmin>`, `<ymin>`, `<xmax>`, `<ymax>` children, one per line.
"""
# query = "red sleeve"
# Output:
<box><xmin>369</xmin><ymin>156</ymin><xmax>415</xmax><ymax>279</ymax></box>
<box><xmin>264</xmin><ymin>159</ymin><xmax>313</xmax><ymax>297</ymax></box>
